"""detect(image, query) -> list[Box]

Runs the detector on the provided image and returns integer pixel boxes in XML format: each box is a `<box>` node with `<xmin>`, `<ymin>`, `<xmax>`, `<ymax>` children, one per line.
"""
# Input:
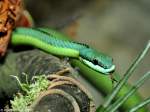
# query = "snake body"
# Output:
<box><xmin>11</xmin><ymin>27</ymin><xmax>115</xmax><ymax>74</ymax></box>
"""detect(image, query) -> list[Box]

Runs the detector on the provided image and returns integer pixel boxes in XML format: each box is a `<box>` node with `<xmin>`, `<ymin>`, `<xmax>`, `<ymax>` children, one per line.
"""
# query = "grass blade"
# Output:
<box><xmin>129</xmin><ymin>97</ymin><xmax>150</xmax><ymax>112</ymax></box>
<box><xmin>106</xmin><ymin>71</ymin><xmax>150</xmax><ymax>112</ymax></box>
<box><xmin>102</xmin><ymin>41</ymin><xmax>150</xmax><ymax>108</ymax></box>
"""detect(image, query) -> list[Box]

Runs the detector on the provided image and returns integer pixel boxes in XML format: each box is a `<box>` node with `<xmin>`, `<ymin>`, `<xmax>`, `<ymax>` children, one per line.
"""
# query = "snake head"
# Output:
<box><xmin>79</xmin><ymin>48</ymin><xmax>115</xmax><ymax>75</ymax></box>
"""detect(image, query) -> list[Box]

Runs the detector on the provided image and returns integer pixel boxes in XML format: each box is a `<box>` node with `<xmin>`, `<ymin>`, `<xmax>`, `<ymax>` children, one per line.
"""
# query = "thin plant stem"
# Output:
<box><xmin>129</xmin><ymin>97</ymin><xmax>150</xmax><ymax>112</ymax></box>
<box><xmin>10</xmin><ymin>75</ymin><xmax>23</xmax><ymax>90</ymax></box>
<box><xmin>22</xmin><ymin>72</ymin><xmax>29</xmax><ymax>85</ymax></box>
<box><xmin>106</xmin><ymin>71</ymin><xmax>150</xmax><ymax>112</ymax></box>
<box><xmin>103</xmin><ymin>40</ymin><xmax>150</xmax><ymax>108</ymax></box>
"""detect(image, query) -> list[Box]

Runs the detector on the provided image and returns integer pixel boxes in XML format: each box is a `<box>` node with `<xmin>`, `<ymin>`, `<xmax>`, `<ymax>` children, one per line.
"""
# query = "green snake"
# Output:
<box><xmin>11</xmin><ymin>27</ymin><xmax>115</xmax><ymax>75</ymax></box>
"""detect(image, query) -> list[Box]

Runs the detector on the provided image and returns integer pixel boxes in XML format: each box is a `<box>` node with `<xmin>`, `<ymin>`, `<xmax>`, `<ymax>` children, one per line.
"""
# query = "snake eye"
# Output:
<box><xmin>93</xmin><ymin>59</ymin><xmax>98</xmax><ymax>65</ymax></box>
<box><xmin>93</xmin><ymin>58</ymin><xmax>107</xmax><ymax>69</ymax></box>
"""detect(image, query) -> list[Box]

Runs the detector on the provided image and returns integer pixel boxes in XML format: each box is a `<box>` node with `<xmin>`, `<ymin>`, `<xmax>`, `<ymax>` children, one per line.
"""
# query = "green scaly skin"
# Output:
<box><xmin>11</xmin><ymin>27</ymin><xmax>115</xmax><ymax>75</ymax></box>
<box><xmin>11</xmin><ymin>27</ymin><xmax>146</xmax><ymax>112</ymax></box>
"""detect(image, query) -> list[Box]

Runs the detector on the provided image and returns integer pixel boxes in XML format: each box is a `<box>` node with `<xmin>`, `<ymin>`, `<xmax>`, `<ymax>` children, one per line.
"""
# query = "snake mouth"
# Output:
<box><xmin>108</xmin><ymin>69</ymin><xmax>115</xmax><ymax>74</ymax></box>
<box><xmin>104</xmin><ymin>65</ymin><xmax>115</xmax><ymax>74</ymax></box>
<box><xmin>80</xmin><ymin>57</ymin><xmax>115</xmax><ymax>75</ymax></box>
